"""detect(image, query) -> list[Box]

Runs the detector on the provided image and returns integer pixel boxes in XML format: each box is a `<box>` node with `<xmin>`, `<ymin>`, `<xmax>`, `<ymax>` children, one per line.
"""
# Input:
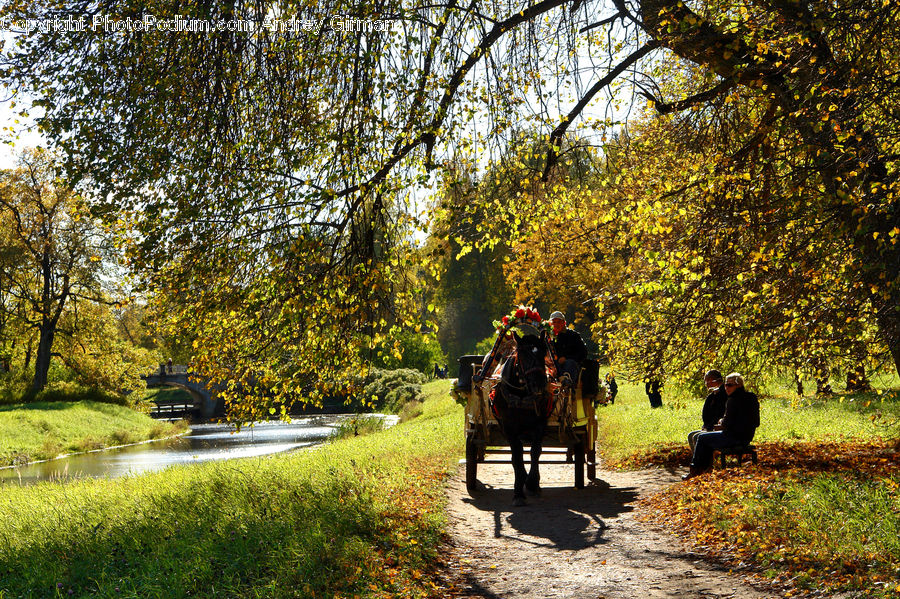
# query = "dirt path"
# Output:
<box><xmin>440</xmin><ymin>458</ymin><xmax>777</xmax><ymax>598</ymax></box>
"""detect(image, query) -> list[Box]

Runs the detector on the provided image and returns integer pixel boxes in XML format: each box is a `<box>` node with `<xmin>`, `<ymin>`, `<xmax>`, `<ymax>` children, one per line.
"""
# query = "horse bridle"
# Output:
<box><xmin>502</xmin><ymin>351</ymin><xmax>545</xmax><ymax>395</ymax></box>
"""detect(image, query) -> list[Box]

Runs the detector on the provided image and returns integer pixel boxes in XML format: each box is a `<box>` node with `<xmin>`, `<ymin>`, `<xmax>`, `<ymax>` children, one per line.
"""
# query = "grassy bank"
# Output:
<box><xmin>0</xmin><ymin>380</ymin><xmax>460</xmax><ymax>599</ymax></box>
<box><xmin>0</xmin><ymin>400</ymin><xmax>186</xmax><ymax>466</ymax></box>
<box><xmin>599</xmin><ymin>380</ymin><xmax>900</xmax><ymax>466</ymax></box>
<box><xmin>602</xmin><ymin>380</ymin><xmax>900</xmax><ymax>597</ymax></box>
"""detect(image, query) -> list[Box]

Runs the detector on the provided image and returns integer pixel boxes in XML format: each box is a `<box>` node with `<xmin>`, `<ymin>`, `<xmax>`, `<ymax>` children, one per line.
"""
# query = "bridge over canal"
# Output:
<box><xmin>143</xmin><ymin>365</ymin><xmax>223</xmax><ymax>421</ymax></box>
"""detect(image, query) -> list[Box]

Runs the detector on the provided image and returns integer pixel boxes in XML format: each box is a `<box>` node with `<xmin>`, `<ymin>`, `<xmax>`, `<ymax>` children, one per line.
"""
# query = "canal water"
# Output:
<box><xmin>0</xmin><ymin>414</ymin><xmax>398</xmax><ymax>486</ymax></box>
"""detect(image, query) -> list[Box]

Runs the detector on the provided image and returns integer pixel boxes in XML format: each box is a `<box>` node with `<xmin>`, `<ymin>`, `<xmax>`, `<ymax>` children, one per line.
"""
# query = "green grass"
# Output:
<box><xmin>0</xmin><ymin>400</ymin><xmax>186</xmax><ymax>466</ymax></box>
<box><xmin>143</xmin><ymin>386</ymin><xmax>196</xmax><ymax>404</ymax></box>
<box><xmin>0</xmin><ymin>380</ymin><xmax>461</xmax><ymax>599</ymax></box>
<box><xmin>599</xmin><ymin>380</ymin><xmax>900</xmax><ymax>464</ymax></box>
<box><xmin>746</xmin><ymin>472</ymin><xmax>900</xmax><ymax>591</ymax></box>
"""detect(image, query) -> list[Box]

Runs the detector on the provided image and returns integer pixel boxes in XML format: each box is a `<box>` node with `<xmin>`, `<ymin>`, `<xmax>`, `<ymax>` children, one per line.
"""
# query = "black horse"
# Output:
<box><xmin>491</xmin><ymin>331</ymin><xmax>551</xmax><ymax>505</ymax></box>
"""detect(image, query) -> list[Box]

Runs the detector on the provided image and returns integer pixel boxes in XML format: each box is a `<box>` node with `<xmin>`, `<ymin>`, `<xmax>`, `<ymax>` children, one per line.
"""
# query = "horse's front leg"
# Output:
<box><xmin>504</xmin><ymin>416</ymin><xmax>528</xmax><ymax>505</ymax></box>
<box><xmin>509</xmin><ymin>437</ymin><xmax>528</xmax><ymax>504</ymax></box>
<box><xmin>526</xmin><ymin>417</ymin><xmax>546</xmax><ymax>494</ymax></box>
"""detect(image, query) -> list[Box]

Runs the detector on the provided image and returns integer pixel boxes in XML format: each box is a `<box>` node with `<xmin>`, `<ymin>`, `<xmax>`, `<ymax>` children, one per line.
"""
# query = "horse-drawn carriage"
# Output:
<box><xmin>451</xmin><ymin>309</ymin><xmax>607</xmax><ymax>498</ymax></box>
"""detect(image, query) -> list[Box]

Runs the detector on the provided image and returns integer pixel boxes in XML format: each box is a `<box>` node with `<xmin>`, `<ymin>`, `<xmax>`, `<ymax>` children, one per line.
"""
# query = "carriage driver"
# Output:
<box><xmin>548</xmin><ymin>311</ymin><xmax>587</xmax><ymax>386</ymax></box>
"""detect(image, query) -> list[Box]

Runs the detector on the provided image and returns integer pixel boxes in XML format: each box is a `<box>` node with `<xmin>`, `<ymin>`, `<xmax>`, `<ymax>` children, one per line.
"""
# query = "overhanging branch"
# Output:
<box><xmin>641</xmin><ymin>77</ymin><xmax>736</xmax><ymax>114</ymax></box>
<box><xmin>541</xmin><ymin>41</ymin><xmax>660</xmax><ymax>181</ymax></box>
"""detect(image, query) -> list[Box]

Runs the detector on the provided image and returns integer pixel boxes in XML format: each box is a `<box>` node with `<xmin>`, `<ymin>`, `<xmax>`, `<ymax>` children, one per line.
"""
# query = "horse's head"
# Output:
<box><xmin>511</xmin><ymin>331</ymin><xmax>548</xmax><ymax>396</ymax></box>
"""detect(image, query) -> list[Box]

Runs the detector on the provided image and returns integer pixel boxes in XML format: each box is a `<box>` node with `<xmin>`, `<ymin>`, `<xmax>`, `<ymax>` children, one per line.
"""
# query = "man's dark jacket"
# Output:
<box><xmin>721</xmin><ymin>387</ymin><xmax>760</xmax><ymax>445</ymax></box>
<box><xmin>553</xmin><ymin>328</ymin><xmax>587</xmax><ymax>363</ymax></box>
<box><xmin>701</xmin><ymin>386</ymin><xmax>728</xmax><ymax>430</ymax></box>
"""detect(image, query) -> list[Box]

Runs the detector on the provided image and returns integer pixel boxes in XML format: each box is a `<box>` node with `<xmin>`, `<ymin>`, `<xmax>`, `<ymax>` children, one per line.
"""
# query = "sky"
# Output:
<box><xmin>0</xmin><ymin>91</ymin><xmax>46</xmax><ymax>169</ymax></box>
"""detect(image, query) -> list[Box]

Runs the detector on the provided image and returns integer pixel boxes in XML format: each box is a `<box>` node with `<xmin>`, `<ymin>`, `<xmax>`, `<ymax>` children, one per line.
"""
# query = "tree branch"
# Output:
<box><xmin>642</xmin><ymin>77</ymin><xmax>736</xmax><ymax>115</ymax></box>
<box><xmin>542</xmin><ymin>41</ymin><xmax>660</xmax><ymax>181</ymax></box>
<box><xmin>334</xmin><ymin>0</ymin><xmax>575</xmax><ymax>215</ymax></box>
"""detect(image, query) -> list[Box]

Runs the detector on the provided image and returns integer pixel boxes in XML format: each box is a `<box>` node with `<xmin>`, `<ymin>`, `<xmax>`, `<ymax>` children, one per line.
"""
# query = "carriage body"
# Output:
<box><xmin>452</xmin><ymin>345</ymin><xmax>607</xmax><ymax>493</ymax></box>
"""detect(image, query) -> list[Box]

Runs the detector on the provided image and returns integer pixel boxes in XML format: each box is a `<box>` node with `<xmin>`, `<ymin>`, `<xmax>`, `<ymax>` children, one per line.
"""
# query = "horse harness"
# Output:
<box><xmin>497</xmin><ymin>350</ymin><xmax>549</xmax><ymax>415</ymax></box>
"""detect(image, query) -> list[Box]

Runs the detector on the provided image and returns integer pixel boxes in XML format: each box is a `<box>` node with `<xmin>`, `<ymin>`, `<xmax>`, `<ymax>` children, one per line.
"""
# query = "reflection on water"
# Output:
<box><xmin>1</xmin><ymin>414</ymin><xmax>398</xmax><ymax>486</ymax></box>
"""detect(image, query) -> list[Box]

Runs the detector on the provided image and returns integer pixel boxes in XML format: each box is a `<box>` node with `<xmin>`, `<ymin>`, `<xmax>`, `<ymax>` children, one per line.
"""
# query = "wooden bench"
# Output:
<box><xmin>714</xmin><ymin>445</ymin><xmax>758</xmax><ymax>469</ymax></box>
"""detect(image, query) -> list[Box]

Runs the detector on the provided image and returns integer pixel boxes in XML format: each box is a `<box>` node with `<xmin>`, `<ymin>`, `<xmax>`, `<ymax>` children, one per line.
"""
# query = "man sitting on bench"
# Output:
<box><xmin>683</xmin><ymin>372</ymin><xmax>760</xmax><ymax>480</ymax></box>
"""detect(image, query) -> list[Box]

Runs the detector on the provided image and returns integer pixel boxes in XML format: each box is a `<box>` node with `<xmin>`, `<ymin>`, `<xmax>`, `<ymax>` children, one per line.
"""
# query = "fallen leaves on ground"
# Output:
<box><xmin>638</xmin><ymin>439</ymin><xmax>900</xmax><ymax>597</ymax></box>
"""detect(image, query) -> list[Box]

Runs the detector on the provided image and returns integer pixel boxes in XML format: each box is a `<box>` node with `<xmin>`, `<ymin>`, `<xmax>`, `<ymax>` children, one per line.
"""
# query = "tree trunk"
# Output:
<box><xmin>846</xmin><ymin>365</ymin><xmax>871</xmax><ymax>392</ymax></box>
<box><xmin>23</xmin><ymin>337</ymin><xmax>32</xmax><ymax>374</ymax></box>
<box><xmin>875</xmin><ymin>308</ymin><xmax>900</xmax><ymax>379</ymax></box>
<box><xmin>30</xmin><ymin>322</ymin><xmax>57</xmax><ymax>394</ymax></box>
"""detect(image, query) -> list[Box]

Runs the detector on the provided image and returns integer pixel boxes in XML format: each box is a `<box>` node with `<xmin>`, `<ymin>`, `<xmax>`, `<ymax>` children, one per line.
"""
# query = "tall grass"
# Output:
<box><xmin>0</xmin><ymin>401</ymin><xmax>185</xmax><ymax>466</ymax></box>
<box><xmin>0</xmin><ymin>381</ymin><xmax>460</xmax><ymax>599</ymax></box>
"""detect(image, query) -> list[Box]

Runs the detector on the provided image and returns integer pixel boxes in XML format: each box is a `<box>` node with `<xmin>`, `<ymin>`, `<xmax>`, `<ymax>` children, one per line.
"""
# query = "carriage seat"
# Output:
<box><xmin>579</xmin><ymin>358</ymin><xmax>600</xmax><ymax>398</ymax></box>
<box><xmin>714</xmin><ymin>445</ymin><xmax>758</xmax><ymax>469</ymax></box>
<box><xmin>455</xmin><ymin>355</ymin><xmax>486</xmax><ymax>392</ymax></box>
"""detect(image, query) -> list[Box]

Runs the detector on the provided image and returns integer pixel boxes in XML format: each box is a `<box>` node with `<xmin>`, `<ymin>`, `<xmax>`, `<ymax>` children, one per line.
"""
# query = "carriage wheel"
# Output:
<box><xmin>574</xmin><ymin>441</ymin><xmax>585</xmax><ymax>489</ymax></box>
<box><xmin>587</xmin><ymin>449</ymin><xmax>597</xmax><ymax>481</ymax></box>
<box><xmin>465</xmin><ymin>438</ymin><xmax>479</xmax><ymax>494</ymax></box>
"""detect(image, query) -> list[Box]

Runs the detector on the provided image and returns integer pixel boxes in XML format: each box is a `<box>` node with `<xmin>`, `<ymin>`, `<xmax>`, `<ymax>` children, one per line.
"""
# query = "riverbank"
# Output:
<box><xmin>0</xmin><ymin>381</ymin><xmax>460</xmax><ymax>598</ymax></box>
<box><xmin>0</xmin><ymin>400</ymin><xmax>187</xmax><ymax>467</ymax></box>
<box><xmin>3</xmin><ymin>378</ymin><xmax>898</xmax><ymax>597</ymax></box>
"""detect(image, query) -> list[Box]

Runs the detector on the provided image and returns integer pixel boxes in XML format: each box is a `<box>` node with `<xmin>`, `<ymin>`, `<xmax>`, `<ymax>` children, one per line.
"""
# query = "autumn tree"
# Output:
<box><xmin>501</xmin><ymin>104</ymin><xmax>893</xmax><ymax>387</ymax></box>
<box><xmin>0</xmin><ymin>149</ymin><xmax>119</xmax><ymax>393</ymax></box>
<box><xmin>3</xmin><ymin>0</ymin><xmax>899</xmax><ymax>407</ymax></box>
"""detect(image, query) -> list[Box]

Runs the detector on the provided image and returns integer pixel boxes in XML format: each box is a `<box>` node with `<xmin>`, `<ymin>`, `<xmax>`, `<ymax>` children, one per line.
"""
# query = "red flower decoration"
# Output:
<box><xmin>502</xmin><ymin>315</ymin><xmax>510</xmax><ymax>325</ymax></box>
<box><xmin>515</xmin><ymin>308</ymin><xmax>526</xmax><ymax>319</ymax></box>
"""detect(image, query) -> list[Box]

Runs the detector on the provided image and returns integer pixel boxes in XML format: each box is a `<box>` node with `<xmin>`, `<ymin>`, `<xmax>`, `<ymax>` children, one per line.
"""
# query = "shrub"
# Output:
<box><xmin>359</xmin><ymin>368</ymin><xmax>426</xmax><ymax>414</ymax></box>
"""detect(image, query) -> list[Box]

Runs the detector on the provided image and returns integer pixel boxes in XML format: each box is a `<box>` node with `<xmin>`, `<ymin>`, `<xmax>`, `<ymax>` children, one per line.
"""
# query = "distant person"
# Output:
<box><xmin>166</xmin><ymin>358</ymin><xmax>174</xmax><ymax>374</ymax></box>
<box><xmin>434</xmin><ymin>363</ymin><xmax>442</xmax><ymax>379</ymax></box>
<box><xmin>683</xmin><ymin>372</ymin><xmax>760</xmax><ymax>480</ymax></box>
<box><xmin>605</xmin><ymin>372</ymin><xmax>618</xmax><ymax>404</ymax></box>
<box><xmin>687</xmin><ymin>370</ymin><xmax>728</xmax><ymax>452</ymax></box>
<box><xmin>645</xmin><ymin>378</ymin><xmax>663</xmax><ymax>408</ymax></box>
<box><xmin>548</xmin><ymin>311</ymin><xmax>587</xmax><ymax>386</ymax></box>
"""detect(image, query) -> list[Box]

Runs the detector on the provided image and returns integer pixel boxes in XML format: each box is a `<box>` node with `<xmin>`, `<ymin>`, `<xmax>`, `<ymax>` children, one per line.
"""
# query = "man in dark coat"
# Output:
<box><xmin>687</xmin><ymin>369</ymin><xmax>728</xmax><ymax>451</ymax></box>
<box><xmin>645</xmin><ymin>378</ymin><xmax>663</xmax><ymax>408</ymax></box>
<box><xmin>605</xmin><ymin>372</ymin><xmax>618</xmax><ymax>404</ymax></box>
<box><xmin>548</xmin><ymin>311</ymin><xmax>587</xmax><ymax>385</ymax></box>
<box><xmin>684</xmin><ymin>372</ymin><xmax>760</xmax><ymax>480</ymax></box>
